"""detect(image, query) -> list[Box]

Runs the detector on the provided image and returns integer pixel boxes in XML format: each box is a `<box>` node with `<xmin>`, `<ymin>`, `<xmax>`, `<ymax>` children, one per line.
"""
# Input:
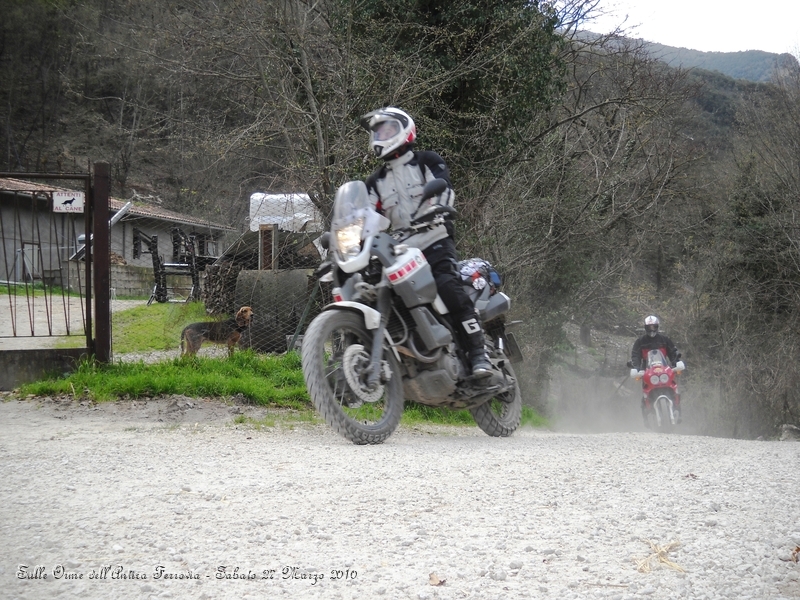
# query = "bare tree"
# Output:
<box><xmin>688</xmin><ymin>61</ymin><xmax>800</xmax><ymax>434</ymax></box>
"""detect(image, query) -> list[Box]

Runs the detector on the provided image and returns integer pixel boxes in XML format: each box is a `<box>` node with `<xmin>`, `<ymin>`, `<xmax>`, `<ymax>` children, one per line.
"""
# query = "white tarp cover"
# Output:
<box><xmin>249</xmin><ymin>192</ymin><xmax>323</xmax><ymax>233</ymax></box>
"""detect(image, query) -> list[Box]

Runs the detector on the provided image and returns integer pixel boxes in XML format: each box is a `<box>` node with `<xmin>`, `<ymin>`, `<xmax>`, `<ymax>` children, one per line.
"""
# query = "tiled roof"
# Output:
<box><xmin>0</xmin><ymin>177</ymin><xmax>234</xmax><ymax>232</ymax></box>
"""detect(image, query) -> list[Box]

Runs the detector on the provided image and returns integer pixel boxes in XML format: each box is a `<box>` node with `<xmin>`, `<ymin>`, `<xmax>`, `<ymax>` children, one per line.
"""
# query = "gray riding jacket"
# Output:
<box><xmin>365</xmin><ymin>150</ymin><xmax>455</xmax><ymax>250</ymax></box>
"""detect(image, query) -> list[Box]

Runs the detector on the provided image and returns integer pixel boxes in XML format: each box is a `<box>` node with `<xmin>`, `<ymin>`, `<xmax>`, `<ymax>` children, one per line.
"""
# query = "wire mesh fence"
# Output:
<box><xmin>108</xmin><ymin>206</ymin><xmax>328</xmax><ymax>360</ymax></box>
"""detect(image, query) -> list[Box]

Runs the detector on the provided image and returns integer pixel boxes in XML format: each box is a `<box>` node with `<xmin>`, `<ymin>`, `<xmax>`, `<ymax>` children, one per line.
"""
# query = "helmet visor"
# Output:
<box><xmin>645</xmin><ymin>324</ymin><xmax>658</xmax><ymax>336</ymax></box>
<box><xmin>371</xmin><ymin>120</ymin><xmax>401</xmax><ymax>142</ymax></box>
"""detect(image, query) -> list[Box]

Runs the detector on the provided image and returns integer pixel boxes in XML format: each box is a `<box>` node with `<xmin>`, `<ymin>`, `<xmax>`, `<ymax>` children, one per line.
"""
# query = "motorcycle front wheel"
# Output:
<box><xmin>649</xmin><ymin>396</ymin><xmax>674</xmax><ymax>433</ymax></box>
<box><xmin>301</xmin><ymin>310</ymin><xmax>404</xmax><ymax>445</ymax></box>
<box><xmin>469</xmin><ymin>361</ymin><xmax>522</xmax><ymax>437</ymax></box>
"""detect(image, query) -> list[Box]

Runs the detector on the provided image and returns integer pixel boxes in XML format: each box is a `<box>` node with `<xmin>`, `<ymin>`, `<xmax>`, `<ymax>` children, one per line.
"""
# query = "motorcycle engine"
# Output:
<box><xmin>440</xmin><ymin>350</ymin><xmax>464</xmax><ymax>383</ymax></box>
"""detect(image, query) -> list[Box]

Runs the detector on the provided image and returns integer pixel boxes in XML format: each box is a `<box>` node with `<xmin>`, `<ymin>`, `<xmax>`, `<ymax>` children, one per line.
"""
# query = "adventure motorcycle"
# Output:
<box><xmin>301</xmin><ymin>179</ymin><xmax>523</xmax><ymax>444</ymax></box>
<box><xmin>629</xmin><ymin>349</ymin><xmax>685</xmax><ymax>433</ymax></box>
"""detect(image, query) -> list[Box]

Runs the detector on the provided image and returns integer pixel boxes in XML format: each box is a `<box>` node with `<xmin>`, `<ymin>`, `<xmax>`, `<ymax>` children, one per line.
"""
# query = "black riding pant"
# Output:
<box><xmin>422</xmin><ymin>237</ymin><xmax>483</xmax><ymax>352</ymax></box>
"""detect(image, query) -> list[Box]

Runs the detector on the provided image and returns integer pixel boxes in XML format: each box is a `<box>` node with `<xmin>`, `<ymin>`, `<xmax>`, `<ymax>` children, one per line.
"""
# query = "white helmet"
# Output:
<box><xmin>359</xmin><ymin>107</ymin><xmax>417</xmax><ymax>159</ymax></box>
<box><xmin>644</xmin><ymin>315</ymin><xmax>660</xmax><ymax>337</ymax></box>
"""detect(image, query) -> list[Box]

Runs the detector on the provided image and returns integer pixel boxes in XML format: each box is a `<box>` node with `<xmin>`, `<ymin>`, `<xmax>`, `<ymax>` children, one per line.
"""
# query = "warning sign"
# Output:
<box><xmin>53</xmin><ymin>191</ymin><xmax>85</xmax><ymax>213</ymax></box>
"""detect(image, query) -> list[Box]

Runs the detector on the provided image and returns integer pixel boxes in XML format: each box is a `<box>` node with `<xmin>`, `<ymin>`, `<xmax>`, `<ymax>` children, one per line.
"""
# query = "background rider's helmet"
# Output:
<box><xmin>359</xmin><ymin>107</ymin><xmax>416</xmax><ymax>160</ymax></box>
<box><xmin>644</xmin><ymin>315</ymin><xmax>660</xmax><ymax>338</ymax></box>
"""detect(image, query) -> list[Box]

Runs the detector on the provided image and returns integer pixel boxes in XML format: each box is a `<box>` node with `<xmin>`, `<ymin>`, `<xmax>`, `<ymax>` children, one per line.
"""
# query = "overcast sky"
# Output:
<box><xmin>588</xmin><ymin>0</ymin><xmax>800</xmax><ymax>55</ymax></box>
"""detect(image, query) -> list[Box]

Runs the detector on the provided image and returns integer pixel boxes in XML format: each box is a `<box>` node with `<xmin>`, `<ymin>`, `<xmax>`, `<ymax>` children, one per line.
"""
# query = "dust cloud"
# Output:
<box><xmin>518</xmin><ymin>364</ymin><xmax>743</xmax><ymax>438</ymax></box>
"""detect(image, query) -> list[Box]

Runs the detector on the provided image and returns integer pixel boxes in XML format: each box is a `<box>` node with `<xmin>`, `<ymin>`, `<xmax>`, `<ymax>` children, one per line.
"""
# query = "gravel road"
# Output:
<box><xmin>1</xmin><ymin>396</ymin><xmax>798</xmax><ymax>600</ymax></box>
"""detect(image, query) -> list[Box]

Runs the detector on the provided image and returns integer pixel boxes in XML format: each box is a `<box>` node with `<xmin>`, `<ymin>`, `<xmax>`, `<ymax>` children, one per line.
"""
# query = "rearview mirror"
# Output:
<box><xmin>421</xmin><ymin>178</ymin><xmax>447</xmax><ymax>201</ymax></box>
<box><xmin>319</xmin><ymin>232</ymin><xmax>331</xmax><ymax>250</ymax></box>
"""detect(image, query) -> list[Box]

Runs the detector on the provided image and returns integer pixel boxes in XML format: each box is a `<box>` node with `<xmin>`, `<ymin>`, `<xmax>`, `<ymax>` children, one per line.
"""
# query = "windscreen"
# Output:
<box><xmin>646</xmin><ymin>348</ymin><xmax>668</xmax><ymax>368</ymax></box>
<box><xmin>332</xmin><ymin>181</ymin><xmax>370</xmax><ymax>229</ymax></box>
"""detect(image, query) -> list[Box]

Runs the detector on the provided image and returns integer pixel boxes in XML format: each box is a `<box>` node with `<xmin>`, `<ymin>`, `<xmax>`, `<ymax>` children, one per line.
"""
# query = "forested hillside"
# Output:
<box><xmin>2</xmin><ymin>0</ymin><xmax>799</xmax><ymax>437</ymax></box>
<box><xmin>644</xmin><ymin>43</ymin><xmax>798</xmax><ymax>82</ymax></box>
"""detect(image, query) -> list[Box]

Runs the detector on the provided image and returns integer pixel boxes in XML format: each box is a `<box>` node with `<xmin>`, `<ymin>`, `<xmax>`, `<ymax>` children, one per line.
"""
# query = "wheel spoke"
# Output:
<box><xmin>304</xmin><ymin>311</ymin><xmax>401</xmax><ymax>443</ymax></box>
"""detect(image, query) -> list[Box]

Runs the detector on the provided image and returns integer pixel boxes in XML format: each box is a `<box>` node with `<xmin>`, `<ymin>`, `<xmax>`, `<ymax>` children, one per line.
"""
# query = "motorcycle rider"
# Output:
<box><xmin>630</xmin><ymin>315</ymin><xmax>683</xmax><ymax>424</ymax></box>
<box><xmin>359</xmin><ymin>106</ymin><xmax>492</xmax><ymax>378</ymax></box>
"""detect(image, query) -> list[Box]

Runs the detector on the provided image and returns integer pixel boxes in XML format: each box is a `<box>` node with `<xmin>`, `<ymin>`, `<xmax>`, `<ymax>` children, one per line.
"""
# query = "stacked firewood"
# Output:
<box><xmin>201</xmin><ymin>261</ymin><xmax>241</xmax><ymax>315</ymax></box>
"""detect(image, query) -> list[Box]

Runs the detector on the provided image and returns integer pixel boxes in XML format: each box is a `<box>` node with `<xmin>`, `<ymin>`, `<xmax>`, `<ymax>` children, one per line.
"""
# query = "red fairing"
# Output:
<box><xmin>639</xmin><ymin>348</ymin><xmax>680</xmax><ymax>409</ymax></box>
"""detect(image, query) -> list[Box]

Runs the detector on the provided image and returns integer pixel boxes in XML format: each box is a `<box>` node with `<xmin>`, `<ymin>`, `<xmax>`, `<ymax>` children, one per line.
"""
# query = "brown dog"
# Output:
<box><xmin>180</xmin><ymin>306</ymin><xmax>254</xmax><ymax>357</ymax></box>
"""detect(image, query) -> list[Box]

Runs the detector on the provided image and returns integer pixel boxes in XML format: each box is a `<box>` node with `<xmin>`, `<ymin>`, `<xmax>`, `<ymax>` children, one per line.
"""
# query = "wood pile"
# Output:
<box><xmin>202</xmin><ymin>261</ymin><xmax>241</xmax><ymax>315</ymax></box>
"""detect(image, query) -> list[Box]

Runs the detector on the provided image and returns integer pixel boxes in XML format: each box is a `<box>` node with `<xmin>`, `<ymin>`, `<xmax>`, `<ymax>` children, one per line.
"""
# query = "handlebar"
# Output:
<box><xmin>390</xmin><ymin>207</ymin><xmax>456</xmax><ymax>241</ymax></box>
<box><xmin>411</xmin><ymin>204</ymin><xmax>457</xmax><ymax>224</ymax></box>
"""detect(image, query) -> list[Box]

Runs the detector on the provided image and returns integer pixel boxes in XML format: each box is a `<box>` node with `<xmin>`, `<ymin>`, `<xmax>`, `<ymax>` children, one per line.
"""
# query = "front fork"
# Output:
<box><xmin>365</xmin><ymin>284</ymin><xmax>392</xmax><ymax>389</ymax></box>
<box><xmin>646</xmin><ymin>393</ymin><xmax>678</xmax><ymax>426</ymax></box>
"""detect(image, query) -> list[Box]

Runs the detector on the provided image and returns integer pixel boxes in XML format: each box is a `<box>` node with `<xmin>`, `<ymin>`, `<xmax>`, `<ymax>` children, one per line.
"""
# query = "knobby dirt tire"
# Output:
<box><xmin>652</xmin><ymin>396</ymin><xmax>674</xmax><ymax>434</ymax></box>
<box><xmin>301</xmin><ymin>310</ymin><xmax>404</xmax><ymax>445</ymax></box>
<box><xmin>657</xmin><ymin>406</ymin><xmax>674</xmax><ymax>434</ymax></box>
<box><xmin>469</xmin><ymin>361</ymin><xmax>522</xmax><ymax>437</ymax></box>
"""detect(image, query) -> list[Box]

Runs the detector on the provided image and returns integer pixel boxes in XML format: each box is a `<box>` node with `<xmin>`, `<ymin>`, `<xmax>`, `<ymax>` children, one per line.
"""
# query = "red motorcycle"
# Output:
<box><xmin>629</xmin><ymin>349</ymin><xmax>685</xmax><ymax>432</ymax></box>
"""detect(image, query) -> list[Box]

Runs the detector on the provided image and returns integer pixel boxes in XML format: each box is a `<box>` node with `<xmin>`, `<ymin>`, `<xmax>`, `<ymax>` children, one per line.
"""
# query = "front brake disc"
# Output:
<box><xmin>342</xmin><ymin>344</ymin><xmax>385</xmax><ymax>404</ymax></box>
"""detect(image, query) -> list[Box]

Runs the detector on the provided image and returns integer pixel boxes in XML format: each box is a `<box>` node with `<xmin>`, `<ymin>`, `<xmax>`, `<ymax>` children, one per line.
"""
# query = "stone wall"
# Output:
<box><xmin>0</xmin><ymin>348</ymin><xmax>88</xmax><ymax>391</ymax></box>
<box><xmin>110</xmin><ymin>264</ymin><xmax>205</xmax><ymax>299</ymax></box>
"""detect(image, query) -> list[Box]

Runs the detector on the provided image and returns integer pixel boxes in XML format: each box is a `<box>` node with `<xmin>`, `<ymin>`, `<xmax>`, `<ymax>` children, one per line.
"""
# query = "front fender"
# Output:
<box><xmin>323</xmin><ymin>301</ymin><xmax>381</xmax><ymax>329</ymax></box>
<box><xmin>321</xmin><ymin>303</ymin><xmax>400</xmax><ymax>361</ymax></box>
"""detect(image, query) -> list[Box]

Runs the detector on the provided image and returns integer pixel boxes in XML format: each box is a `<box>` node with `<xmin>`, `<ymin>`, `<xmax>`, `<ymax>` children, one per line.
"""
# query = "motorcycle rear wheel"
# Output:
<box><xmin>469</xmin><ymin>361</ymin><xmax>522</xmax><ymax>437</ymax></box>
<box><xmin>301</xmin><ymin>310</ymin><xmax>404</xmax><ymax>445</ymax></box>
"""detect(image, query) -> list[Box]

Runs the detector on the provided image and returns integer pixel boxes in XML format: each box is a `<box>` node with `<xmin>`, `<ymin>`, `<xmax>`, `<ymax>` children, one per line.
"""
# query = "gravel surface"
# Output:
<box><xmin>1</xmin><ymin>397</ymin><xmax>799</xmax><ymax>600</ymax></box>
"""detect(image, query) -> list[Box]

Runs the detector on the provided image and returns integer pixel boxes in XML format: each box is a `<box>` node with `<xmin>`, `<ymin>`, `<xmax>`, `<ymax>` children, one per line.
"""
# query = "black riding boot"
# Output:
<box><xmin>466</xmin><ymin>329</ymin><xmax>492</xmax><ymax>379</ymax></box>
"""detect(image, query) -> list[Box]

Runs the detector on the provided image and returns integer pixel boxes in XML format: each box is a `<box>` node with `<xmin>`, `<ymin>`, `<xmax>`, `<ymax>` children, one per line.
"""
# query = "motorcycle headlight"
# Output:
<box><xmin>660</xmin><ymin>373</ymin><xmax>670</xmax><ymax>384</ymax></box>
<box><xmin>649</xmin><ymin>375</ymin><xmax>660</xmax><ymax>385</ymax></box>
<box><xmin>335</xmin><ymin>219</ymin><xmax>364</xmax><ymax>257</ymax></box>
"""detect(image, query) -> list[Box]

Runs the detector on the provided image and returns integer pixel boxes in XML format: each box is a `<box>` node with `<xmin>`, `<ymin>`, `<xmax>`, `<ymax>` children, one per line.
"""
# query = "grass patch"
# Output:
<box><xmin>520</xmin><ymin>406</ymin><xmax>549</xmax><ymax>428</ymax></box>
<box><xmin>402</xmin><ymin>403</ymin><xmax>549</xmax><ymax>428</ymax></box>
<box><xmin>232</xmin><ymin>409</ymin><xmax>318</xmax><ymax>430</ymax></box>
<box><xmin>18</xmin><ymin>343</ymin><xmax>548</xmax><ymax>428</ymax></box>
<box><xmin>111</xmin><ymin>301</ymin><xmax>211</xmax><ymax>353</ymax></box>
<box><xmin>20</xmin><ymin>351</ymin><xmax>309</xmax><ymax>406</ymax></box>
<box><xmin>402</xmin><ymin>404</ymin><xmax>478</xmax><ymax>427</ymax></box>
<box><xmin>0</xmin><ymin>282</ymin><xmax>82</xmax><ymax>298</ymax></box>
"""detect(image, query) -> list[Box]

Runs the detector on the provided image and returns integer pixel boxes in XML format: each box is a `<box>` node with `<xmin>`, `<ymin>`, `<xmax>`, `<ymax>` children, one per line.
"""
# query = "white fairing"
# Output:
<box><xmin>325</xmin><ymin>302</ymin><xmax>382</xmax><ymax>329</ymax></box>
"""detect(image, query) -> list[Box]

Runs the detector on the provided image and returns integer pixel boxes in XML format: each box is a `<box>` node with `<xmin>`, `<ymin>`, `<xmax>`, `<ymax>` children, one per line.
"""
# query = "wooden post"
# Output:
<box><xmin>260</xmin><ymin>224</ymin><xmax>278</xmax><ymax>270</ymax></box>
<box><xmin>92</xmin><ymin>162</ymin><xmax>111</xmax><ymax>363</ymax></box>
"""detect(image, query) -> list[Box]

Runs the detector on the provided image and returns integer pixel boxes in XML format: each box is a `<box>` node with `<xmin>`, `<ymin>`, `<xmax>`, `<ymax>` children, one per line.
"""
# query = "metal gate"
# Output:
<box><xmin>0</xmin><ymin>164</ymin><xmax>111</xmax><ymax>390</ymax></box>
